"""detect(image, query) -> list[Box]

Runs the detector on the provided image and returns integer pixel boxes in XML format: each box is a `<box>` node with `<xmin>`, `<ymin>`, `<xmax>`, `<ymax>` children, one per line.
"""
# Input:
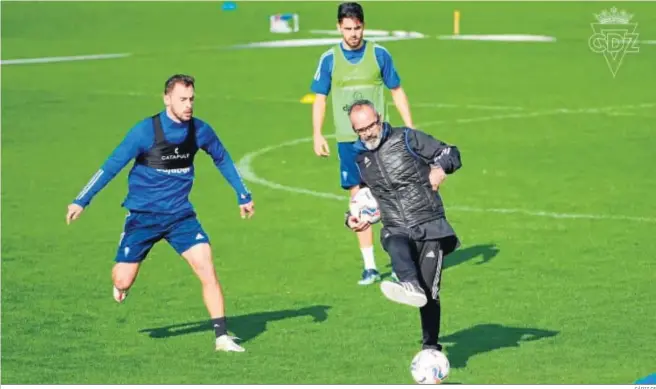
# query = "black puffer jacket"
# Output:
<box><xmin>354</xmin><ymin>123</ymin><xmax>462</xmax><ymax>228</ymax></box>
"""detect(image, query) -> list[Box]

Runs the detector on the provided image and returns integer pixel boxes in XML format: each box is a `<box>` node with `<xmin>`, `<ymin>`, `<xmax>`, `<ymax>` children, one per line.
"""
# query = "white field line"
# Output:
<box><xmin>416</xmin><ymin>105</ymin><xmax>656</xmax><ymax>128</ymax></box>
<box><xmin>1</xmin><ymin>53</ymin><xmax>131</xmax><ymax>66</ymax></box>
<box><xmin>3</xmin><ymin>34</ymin><xmax>654</xmax><ymax>66</ymax></box>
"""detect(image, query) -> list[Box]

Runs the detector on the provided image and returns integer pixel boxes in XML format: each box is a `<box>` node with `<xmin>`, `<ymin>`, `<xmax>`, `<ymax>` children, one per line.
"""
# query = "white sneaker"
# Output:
<box><xmin>380</xmin><ymin>280</ymin><xmax>428</xmax><ymax>308</ymax></box>
<box><xmin>113</xmin><ymin>286</ymin><xmax>128</xmax><ymax>303</ymax></box>
<box><xmin>215</xmin><ymin>335</ymin><xmax>245</xmax><ymax>352</ymax></box>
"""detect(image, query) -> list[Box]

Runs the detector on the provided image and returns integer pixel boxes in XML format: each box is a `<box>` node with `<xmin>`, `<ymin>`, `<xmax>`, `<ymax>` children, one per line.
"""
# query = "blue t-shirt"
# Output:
<box><xmin>310</xmin><ymin>40</ymin><xmax>401</xmax><ymax>95</ymax></box>
<box><xmin>73</xmin><ymin>111</ymin><xmax>251</xmax><ymax>214</ymax></box>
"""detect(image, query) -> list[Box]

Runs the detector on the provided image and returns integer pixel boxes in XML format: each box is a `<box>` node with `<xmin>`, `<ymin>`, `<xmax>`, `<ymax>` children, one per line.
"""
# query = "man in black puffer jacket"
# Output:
<box><xmin>344</xmin><ymin>99</ymin><xmax>462</xmax><ymax>352</ymax></box>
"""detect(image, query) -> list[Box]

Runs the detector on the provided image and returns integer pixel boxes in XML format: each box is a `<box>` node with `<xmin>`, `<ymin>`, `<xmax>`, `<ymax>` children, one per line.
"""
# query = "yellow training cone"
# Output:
<box><xmin>300</xmin><ymin>93</ymin><xmax>316</xmax><ymax>104</ymax></box>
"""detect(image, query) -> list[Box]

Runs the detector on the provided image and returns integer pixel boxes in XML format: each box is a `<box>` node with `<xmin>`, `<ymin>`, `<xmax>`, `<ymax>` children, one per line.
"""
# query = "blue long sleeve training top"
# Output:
<box><xmin>73</xmin><ymin>111</ymin><xmax>251</xmax><ymax>214</ymax></box>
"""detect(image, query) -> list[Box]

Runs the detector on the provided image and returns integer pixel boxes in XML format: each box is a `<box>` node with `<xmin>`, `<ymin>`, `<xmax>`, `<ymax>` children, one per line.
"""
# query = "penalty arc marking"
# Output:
<box><xmin>235</xmin><ymin>105</ymin><xmax>656</xmax><ymax>224</ymax></box>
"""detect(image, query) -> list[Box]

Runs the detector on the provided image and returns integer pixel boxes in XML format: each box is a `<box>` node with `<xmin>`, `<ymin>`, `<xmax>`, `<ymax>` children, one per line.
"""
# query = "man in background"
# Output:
<box><xmin>310</xmin><ymin>2</ymin><xmax>415</xmax><ymax>285</ymax></box>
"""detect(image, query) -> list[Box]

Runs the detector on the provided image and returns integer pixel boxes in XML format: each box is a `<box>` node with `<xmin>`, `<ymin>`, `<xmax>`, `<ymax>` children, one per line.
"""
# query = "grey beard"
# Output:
<box><xmin>364</xmin><ymin>136</ymin><xmax>382</xmax><ymax>150</ymax></box>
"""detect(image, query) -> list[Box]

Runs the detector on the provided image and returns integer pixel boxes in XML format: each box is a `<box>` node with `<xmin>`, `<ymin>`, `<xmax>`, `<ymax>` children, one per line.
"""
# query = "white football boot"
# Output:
<box><xmin>380</xmin><ymin>280</ymin><xmax>428</xmax><ymax>308</ymax></box>
<box><xmin>215</xmin><ymin>335</ymin><xmax>245</xmax><ymax>352</ymax></box>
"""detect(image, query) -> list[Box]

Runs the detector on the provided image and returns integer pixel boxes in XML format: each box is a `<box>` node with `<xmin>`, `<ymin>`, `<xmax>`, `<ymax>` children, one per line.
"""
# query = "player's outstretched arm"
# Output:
<box><xmin>67</xmin><ymin>124</ymin><xmax>148</xmax><ymax>225</ymax></box>
<box><xmin>390</xmin><ymin>86</ymin><xmax>414</xmax><ymax>128</ymax></box>
<box><xmin>66</xmin><ymin>203</ymin><xmax>85</xmax><ymax>225</ymax></box>
<box><xmin>310</xmin><ymin>49</ymin><xmax>333</xmax><ymax>157</ymax></box>
<box><xmin>200</xmin><ymin>123</ymin><xmax>254</xmax><ymax>219</ymax></box>
<box><xmin>312</xmin><ymin>93</ymin><xmax>330</xmax><ymax>157</ymax></box>
<box><xmin>376</xmin><ymin>44</ymin><xmax>414</xmax><ymax>128</ymax></box>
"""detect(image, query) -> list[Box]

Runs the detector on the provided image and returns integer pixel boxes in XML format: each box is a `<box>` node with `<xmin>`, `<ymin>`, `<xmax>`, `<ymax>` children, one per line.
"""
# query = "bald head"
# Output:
<box><xmin>349</xmin><ymin>102</ymin><xmax>376</xmax><ymax>126</ymax></box>
<box><xmin>348</xmin><ymin>100</ymin><xmax>383</xmax><ymax>150</ymax></box>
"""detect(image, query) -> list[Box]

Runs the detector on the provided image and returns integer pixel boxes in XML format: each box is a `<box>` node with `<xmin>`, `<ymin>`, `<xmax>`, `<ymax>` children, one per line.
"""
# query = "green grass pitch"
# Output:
<box><xmin>2</xmin><ymin>1</ymin><xmax>655</xmax><ymax>384</ymax></box>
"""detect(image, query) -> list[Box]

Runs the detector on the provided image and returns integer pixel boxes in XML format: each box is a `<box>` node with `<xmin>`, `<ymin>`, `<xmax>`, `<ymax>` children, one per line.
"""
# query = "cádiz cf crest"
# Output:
<box><xmin>588</xmin><ymin>7</ymin><xmax>640</xmax><ymax>77</ymax></box>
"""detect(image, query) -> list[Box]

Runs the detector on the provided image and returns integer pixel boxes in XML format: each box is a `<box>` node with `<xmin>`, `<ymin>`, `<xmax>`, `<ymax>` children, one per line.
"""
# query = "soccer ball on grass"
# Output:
<box><xmin>410</xmin><ymin>349</ymin><xmax>450</xmax><ymax>384</ymax></box>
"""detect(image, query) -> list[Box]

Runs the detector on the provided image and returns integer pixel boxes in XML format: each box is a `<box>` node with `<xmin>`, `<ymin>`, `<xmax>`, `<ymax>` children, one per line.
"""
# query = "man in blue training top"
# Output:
<box><xmin>310</xmin><ymin>2</ymin><xmax>414</xmax><ymax>285</ymax></box>
<box><xmin>66</xmin><ymin>74</ymin><xmax>253</xmax><ymax>353</ymax></box>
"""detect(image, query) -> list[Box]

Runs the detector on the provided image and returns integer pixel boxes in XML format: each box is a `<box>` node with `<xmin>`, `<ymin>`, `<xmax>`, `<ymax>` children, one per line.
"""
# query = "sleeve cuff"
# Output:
<box><xmin>237</xmin><ymin>193</ymin><xmax>252</xmax><ymax>205</ymax></box>
<box><xmin>430</xmin><ymin>161</ymin><xmax>445</xmax><ymax>170</ymax></box>
<box><xmin>386</xmin><ymin>81</ymin><xmax>401</xmax><ymax>89</ymax></box>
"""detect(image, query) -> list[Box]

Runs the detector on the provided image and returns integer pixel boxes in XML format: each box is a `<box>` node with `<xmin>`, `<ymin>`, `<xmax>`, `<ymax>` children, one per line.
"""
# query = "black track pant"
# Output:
<box><xmin>382</xmin><ymin>234</ymin><xmax>458</xmax><ymax>350</ymax></box>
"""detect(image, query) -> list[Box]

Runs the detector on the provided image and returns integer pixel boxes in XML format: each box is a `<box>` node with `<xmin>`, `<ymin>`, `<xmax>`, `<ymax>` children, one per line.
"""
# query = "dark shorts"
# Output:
<box><xmin>337</xmin><ymin>141</ymin><xmax>362</xmax><ymax>190</ymax></box>
<box><xmin>115</xmin><ymin>210</ymin><xmax>210</xmax><ymax>263</ymax></box>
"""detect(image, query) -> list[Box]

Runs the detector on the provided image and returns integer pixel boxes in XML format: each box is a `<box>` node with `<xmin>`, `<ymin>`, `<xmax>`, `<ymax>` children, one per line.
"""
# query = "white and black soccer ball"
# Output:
<box><xmin>410</xmin><ymin>349</ymin><xmax>450</xmax><ymax>384</ymax></box>
<box><xmin>349</xmin><ymin>187</ymin><xmax>381</xmax><ymax>224</ymax></box>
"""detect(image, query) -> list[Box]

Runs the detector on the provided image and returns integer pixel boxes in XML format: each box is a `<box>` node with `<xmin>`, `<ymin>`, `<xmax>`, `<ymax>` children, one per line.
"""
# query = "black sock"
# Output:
<box><xmin>211</xmin><ymin>317</ymin><xmax>227</xmax><ymax>338</ymax></box>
